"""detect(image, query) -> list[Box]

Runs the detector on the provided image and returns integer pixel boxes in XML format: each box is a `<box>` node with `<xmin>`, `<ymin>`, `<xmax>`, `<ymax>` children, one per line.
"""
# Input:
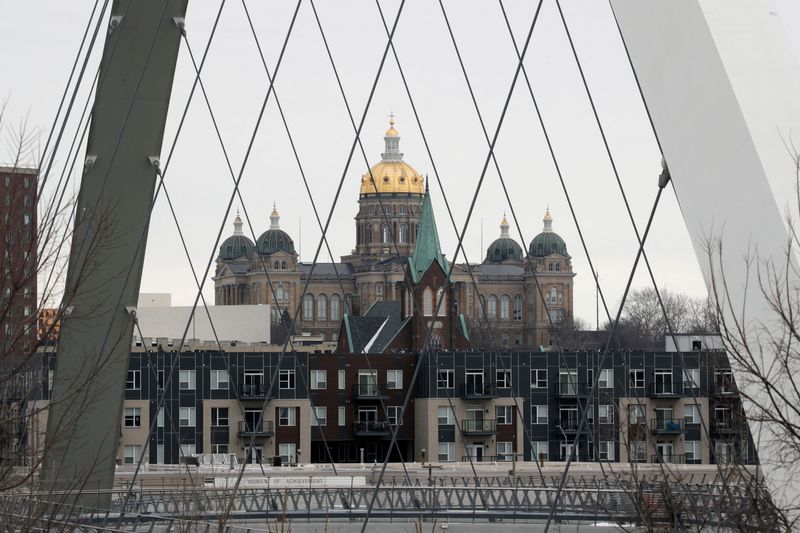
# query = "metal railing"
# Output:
<box><xmin>650</xmin><ymin>418</ymin><xmax>686</xmax><ymax>433</ymax></box>
<box><xmin>461</xmin><ymin>382</ymin><xmax>497</xmax><ymax>399</ymax></box>
<box><xmin>353</xmin><ymin>420</ymin><xmax>390</xmax><ymax>435</ymax></box>
<box><xmin>648</xmin><ymin>382</ymin><xmax>679</xmax><ymax>397</ymax></box>
<box><xmin>237</xmin><ymin>420</ymin><xmax>274</xmax><ymax>436</ymax></box>
<box><xmin>352</xmin><ymin>383</ymin><xmax>388</xmax><ymax>399</ymax></box>
<box><xmin>651</xmin><ymin>453</ymin><xmax>686</xmax><ymax>464</ymax></box>
<box><xmin>556</xmin><ymin>382</ymin><xmax>590</xmax><ymax>397</ymax></box>
<box><xmin>461</xmin><ymin>418</ymin><xmax>497</xmax><ymax>434</ymax></box>
<box><xmin>239</xmin><ymin>383</ymin><xmax>267</xmax><ymax>398</ymax></box>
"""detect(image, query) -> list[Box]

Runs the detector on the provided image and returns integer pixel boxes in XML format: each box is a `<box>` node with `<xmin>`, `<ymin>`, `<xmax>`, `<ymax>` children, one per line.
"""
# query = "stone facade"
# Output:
<box><xmin>213</xmin><ymin>119</ymin><xmax>574</xmax><ymax>348</ymax></box>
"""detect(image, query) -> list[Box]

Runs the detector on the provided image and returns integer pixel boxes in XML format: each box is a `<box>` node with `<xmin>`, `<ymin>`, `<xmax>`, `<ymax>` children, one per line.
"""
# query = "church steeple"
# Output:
<box><xmin>381</xmin><ymin>114</ymin><xmax>403</xmax><ymax>161</ymax></box>
<box><xmin>409</xmin><ymin>180</ymin><xmax>448</xmax><ymax>282</ymax></box>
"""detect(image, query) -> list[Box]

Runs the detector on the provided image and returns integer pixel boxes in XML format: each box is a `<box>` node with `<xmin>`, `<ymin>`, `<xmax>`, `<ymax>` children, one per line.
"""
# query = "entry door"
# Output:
<box><xmin>560</xmin><ymin>442</ymin><xmax>575</xmax><ymax>461</ymax></box>
<box><xmin>244</xmin><ymin>409</ymin><xmax>261</xmax><ymax>432</ymax></box>
<box><xmin>467</xmin><ymin>444</ymin><xmax>483</xmax><ymax>462</ymax></box>
<box><xmin>358</xmin><ymin>370</ymin><xmax>377</xmax><ymax>396</ymax></box>
<box><xmin>656</xmin><ymin>442</ymin><xmax>673</xmax><ymax>462</ymax></box>
<box><xmin>358</xmin><ymin>407</ymin><xmax>377</xmax><ymax>423</ymax></box>
<box><xmin>467</xmin><ymin>407</ymin><xmax>484</xmax><ymax>431</ymax></box>
<box><xmin>244</xmin><ymin>372</ymin><xmax>263</xmax><ymax>394</ymax></box>
<box><xmin>246</xmin><ymin>446</ymin><xmax>263</xmax><ymax>464</ymax></box>
<box><xmin>465</xmin><ymin>371</ymin><xmax>483</xmax><ymax>395</ymax></box>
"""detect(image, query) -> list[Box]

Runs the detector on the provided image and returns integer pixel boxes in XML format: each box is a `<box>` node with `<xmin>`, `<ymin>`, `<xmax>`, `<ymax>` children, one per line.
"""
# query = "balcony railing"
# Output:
<box><xmin>713</xmin><ymin>419</ymin><xmax>740</xmax><ymax>433</ymax></box>
<box><xmin>352</xmin><ymin>383</ymin><xmax>388</xmax><ymax>400</ymax></box>
<box><xmin>461</xmin><ymin>419</ymin><xmax>497</xmax><ymax>435</ymax></box>
<box><xmin>237</xmin><ymin>420</ymin><xmax>274</xmax><ymax>437</ymax></box>
<box><xmin>649</xmin><ymin>418</ymin><xmax>686</xmax><ymax>433</ymax></box>
<box><xmin>461</xmin><ymin>383</ymin><xmax>497</xmax><ymax>399</ymax></box>
<box><xmin>558</xmin><ymin>418</ymin><xmax>580</xmax><ymax>432</ymax></box>
<box><xmin>239</xmin><ymin>383</ymin><xmax>267</xmax><ymax>399</ymax></box>
<box><xmin>647</xmin><ymin>382</ymin><xmax>680</xmax><ymax>398</ymax></box>
<box><xmin>353</xmin><ymin>420</ymin><xmax>391</xmax><ymax>437</ymax></box>
<box><xmin>460</xmin><ymin>453</ymin><xmax>524</xmax><ymax>462</ymax></box>
<box><xmin>651</xmin><ymin>454</ymin><xmax>686</xmax><ymax>464</ymax></box>
<box><xmin>556</xmin><ymin>382</ymin><xmax>590</xmax><ymax>397</ymax></box>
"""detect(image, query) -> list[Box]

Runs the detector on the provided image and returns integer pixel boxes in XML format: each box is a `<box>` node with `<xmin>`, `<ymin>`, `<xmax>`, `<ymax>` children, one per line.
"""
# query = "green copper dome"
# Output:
<box><xmin>219</xmin><ymin>234</ymin><xmax>255</xmax><ymax>260</ymax></box>
<box><xmin>257</xmin><ymin>229</ymin><xmax>296</xmax><ymax>255</ymax></box>
<box><xmin>529</xmin><ymin>209</ymin><xmax>568</xmax><ymax>257</ymax></box>
<box><xmin>219</xmin><ymin>211</ymin><xmax>255</xmax><ymax>260</ymax></box>
<box><xmin>486</xmin><ymin>237</ymin><xmax>523</xmax><ymax>262</ymax></box>
<box><xmin>485</xmin><ymin>216</ymin><xmax>522</xmax><ymax>262</ymax></box>
<box><xmin>529</xmin><ymin>232</ymin><xmax>567</xmax><ymax>257</ymax></box>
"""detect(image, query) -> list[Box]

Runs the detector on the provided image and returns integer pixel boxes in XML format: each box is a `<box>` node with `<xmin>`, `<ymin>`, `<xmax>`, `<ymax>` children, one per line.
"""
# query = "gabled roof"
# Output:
<box><xmin>408</xmin><ymin>183</ymin><xmax>448</xmax><ymax>282</ymax></box>
<box><xmin>342</xmin><ymin>300</ymin><xmax>408</xmax><ymax>354</ymax></box>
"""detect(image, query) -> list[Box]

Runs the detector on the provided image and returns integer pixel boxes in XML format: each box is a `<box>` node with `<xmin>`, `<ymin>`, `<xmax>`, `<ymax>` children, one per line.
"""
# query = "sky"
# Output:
<box><xmin>2</xmin><ymin>0</ymin><xmax>799</xmax><ymax>328</ymax></box>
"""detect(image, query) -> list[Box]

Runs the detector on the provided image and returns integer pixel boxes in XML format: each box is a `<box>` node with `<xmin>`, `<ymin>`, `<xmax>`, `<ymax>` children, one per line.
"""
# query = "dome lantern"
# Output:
<box><xmin>381</xmin><ymin>113</ymin><xmax>402</xmax><ymax>161</ymax></box>
<box><xmin>257</xmin><ymin>202</ymin><xmax>296</xmax><ymax>256</ymax></box>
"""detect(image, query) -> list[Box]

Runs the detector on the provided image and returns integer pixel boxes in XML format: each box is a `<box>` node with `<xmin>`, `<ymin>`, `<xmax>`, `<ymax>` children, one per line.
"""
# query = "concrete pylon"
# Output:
<box><xmin>611</xmin><ymin>0</ymin><xmax>800</xmax><ymax>514</ymax></box>
<box><xmin>43</xmin><ymin>0</ymin><xmax>188</xmax><ymax>510</ymax></box>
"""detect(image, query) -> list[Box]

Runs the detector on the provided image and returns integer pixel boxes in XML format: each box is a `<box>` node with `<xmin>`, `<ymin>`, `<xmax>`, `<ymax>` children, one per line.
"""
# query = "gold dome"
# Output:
<box><xmin>385</xmin><ymin>115</ymin><xmax>399</xmax><ymax>137</ymax></box>
<box><xmin>360</xmin><ymin>160</ymin><xmax>425</xmax><ymax>195</ymax></box>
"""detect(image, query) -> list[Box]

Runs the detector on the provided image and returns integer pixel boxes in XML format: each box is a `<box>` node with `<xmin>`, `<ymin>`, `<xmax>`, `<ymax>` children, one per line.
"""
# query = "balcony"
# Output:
<box><xmin>461</xmin><ymin>419</ymin><xmax>497</xmax><ymax>435</ymax></box>
<box><xmin>647</xmin><ymin>382</ymin><xmax>680</xmax><ymax>399</ymax></box>
<box><xmin>461</xmin><ymin>383</ymin><xmax>497</xmax><ymax>400</ymax></box>
<box><xmin>555</xmin><ymin>382</ymin><xmax>590</xmax><ymax>398</ymax></box>
<box><xmin>352</xmin><ymin>383</ymin><xmax>389</xmax><ymax>400</ymax></box>
<box><xmin>353</xmin><ymin>420</ymin><xmax>391</xmax><ymax>437</ymax></box>
<box><xmin>239</xmin><ymin>383</ymin><xmax>268</xmax><ymax>399</ymax></box>
<box><xmin>651</xmin><ymin>454</ymin><xmax>686</xmax><ymax>464</ymax></box>
<box><xmin>713</xmin><ymin>419</ymin><xmax>740</xmax><ymax>434</ymax></box>
<box><xmin>237</xmin><ymin>420</ymin><xmax>274</xmax><ymax>437</ymax></box>
<box><xmin>649</xmin><ymin>418</ymin><xmax>686</xmax><ymax>434</ymax></box>
<box><xmin>558</xmin><ymin>418</ymin><xmax>580</xmax><ymax>433</ymax></box>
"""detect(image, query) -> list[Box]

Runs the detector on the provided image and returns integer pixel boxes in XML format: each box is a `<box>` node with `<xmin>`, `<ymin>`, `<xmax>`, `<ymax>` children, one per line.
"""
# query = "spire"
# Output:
<box><xmin>500</xmin><ymin>213</ymin><xmax>510</xmax><ymax>238</ymax></box>
<box><xmin>542</xmin><ymin>207</ymin><xmax>553</xmax><ymax>233</ymax></box>
<box><xmin>233</xmin><ymin>209</ymin><xmax>243</xmax><ymax>236</ymax></box>
<box><xmin>381</xmin><ymin>113</ymin><xmax>403</xmax><ymax>161</ymax></box>
<box><xmin>409</xmin><ymin>185</ymin><xmax>448</xmax><ymax>282</ymax></box>
<box><xmin>270</xmin><ymin>202</ymin><xmax>280</xmax><ymax>229</ymax></box>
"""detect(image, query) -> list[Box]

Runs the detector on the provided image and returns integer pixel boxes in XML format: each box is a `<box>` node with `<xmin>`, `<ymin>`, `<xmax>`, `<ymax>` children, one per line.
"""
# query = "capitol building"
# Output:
<box><xmin>213</xmin><ymin>117</ymin><xmax>574</xmax><ymax>348</ymax></box>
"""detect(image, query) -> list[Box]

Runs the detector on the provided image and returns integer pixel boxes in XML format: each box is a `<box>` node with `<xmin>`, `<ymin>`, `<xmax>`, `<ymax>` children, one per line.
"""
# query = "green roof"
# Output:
<box><xmin>529</xmin><ymin>231</ymin><xmax>567</xmax><ymax>257</ymax></box>
<box><xmin>408</xmin><ymin>184</ymin><xmax>448</xmax><ymax>282</ymax></box>
<box><xmin>486</xmin><ymin>237</ymin><xmax>523</xmax><ymax>263</ymax></box>
<box><xmin>219</xmin><ymin>234</ymin><xmax>255</xmax><ymax>260</ymax></box>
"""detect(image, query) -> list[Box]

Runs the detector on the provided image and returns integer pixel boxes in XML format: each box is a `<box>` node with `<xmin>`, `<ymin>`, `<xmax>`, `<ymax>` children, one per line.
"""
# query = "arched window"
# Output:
<box><xmin>281</xmin><ymin>260</ymin><xmax>287</xmax><ymax>270</ymax></box>
<box><xmin>500</xmin><ymin>295</ymin><xmax>510</xmax><ymax>320</ymax></box>
<box><xmin>273</xmin><ymin>260</ymin><xmax>280</xmax><ymax>270</ymax></box>
<box><xmin>330</xmin><ymin>294</ymin><xmax>341</xmax><ymax>321</ymax></box>
<box><xmin>423</xmin><ymin>288</ymin><xmax>433</xmax><ymax>316</ymax></box>
<box><xmin>549</xmin><ymin>286</ymin><xmax>559</xmax><ymax>304</ymax></box>
<box><xmin>555</xmin><ymin>263</ymin><xmax>561</xmax><ymax>272</ymax></box>
<box><xmin>382</xmin><ymin>224</ymin><xmax>391</xmax><ymax>244</ymax></box>
<box><xmin>513</xmin><ymin>294</ymin><xmax>523</xmax><ymax>321</ymax></box>
<box><xmin>430</xmin><ymin>332</ymin><xmax>442</xmax><ymax>350</ymax></box>
<box><xmin>303</xmin><ymin>294</ymin><xmax>314</xmax><ymax>320</ymax></box>
<box><xmin>399</xmin><ymin>224</ymin><xmax>408</xmax><ymax>244</ymax></box>
<box><xmin>317</xmin><ymin>294</ymin><xmax>327</xmax><ymax>321</ymax></box>
<box><xmin>274</xmin><ymin>283</ymin><xmax>286</xmax><ymax>303</ymax></box>
<box><xmin>548</xmin><ymin>263</ymin><xmax>554</xmax><ymax>272</ymax></box>
<box><xmin>376</xmin><ymin>284</ymin><xmax>383</xmax><ymax>302</ymax></box>
<box><xmin>437</xmin><ymin>288</ymin><xmax>447</xmax><ymax>316</ymax></box>
<box><xmin>487</xmin><ymin>295</ymin><xmax>497</xmax><ymax>319</ymax></box>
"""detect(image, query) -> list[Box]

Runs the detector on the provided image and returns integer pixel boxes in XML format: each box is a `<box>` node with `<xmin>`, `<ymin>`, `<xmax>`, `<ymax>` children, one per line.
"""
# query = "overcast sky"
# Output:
<box><xmin>2</xmin><ymin>0</ymin><xmax>800</xmax><ymax>328</ymax></box>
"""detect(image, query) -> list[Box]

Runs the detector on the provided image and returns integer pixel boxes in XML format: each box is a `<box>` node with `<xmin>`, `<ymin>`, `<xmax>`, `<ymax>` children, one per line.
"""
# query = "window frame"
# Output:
<box><xmin>496</xmin><ymin>405</ymin><xmax>513</xmax><ymax>425</ymax></box>
<box><xmin>496</xmin><ymin>369</ymin><xmax>511</xmax><ymax>389</ymax></box>
<box><xmin>126</xmin><ymin>370</ymin><xmax>141</xmax><ymax>390</ymax></box>
<box><xmin>179</xmin><ymin>369</ymin><xmax>196</xmax><ymax>390</ymax></box>
<box><xmin>123</xmin><ymin>407</ymin><xmax>141</xmax><ymax>428</ymax></box>
<box><xmin>532</xmin><ymin>405</ymin><xmax>548</xmax><ymax>424</ymax></box>
<box><xmin>279</xmin><ymin>369</ymin><xmax>296</xmax><ymax>390</ymax></box>
<box><xmin>279</xmin><ymin>406</ymin><xmax>297</xmax><ymax>426</ymax></box>
<box><xmin>311</xmin><ymin>406</ymin><xmax>327</xmax><ymax>426</ymax></box>
<box><xmin>210</xmin><ymin>369</ymin><xmax>229</xmax><ymax>390</ymax></box>
<box><xmin>387</xmin><ymin>369</ymin><xmax>403</xmax><ymax>390</ymax></box>
<box><xmin>179</xmin><ymin>406</ymin><xmax>196</xmax><ymax>427</ymax></box>
<box><xmin>211</xmin><ymin>407</ymin><xmax>229</xmax><ymax>427</ymax></box>
<box><xmin>531</xmin><ymin>369</ymin><xmax>547</xmax><ymax>389</ymax></box>
<box><xmin>437</xmin><ymin>369</ymin><xmax>454</xmax><ymax>389</ymax></box>
<box><xmin>310</xmin><ymin>369</ymin><xmax>327</xmax><ymax>390</ymax></box>
<box><xmin>437</xmin><ymin>405</ymin><xmax>455</xmax><ymax>425</ymax></box>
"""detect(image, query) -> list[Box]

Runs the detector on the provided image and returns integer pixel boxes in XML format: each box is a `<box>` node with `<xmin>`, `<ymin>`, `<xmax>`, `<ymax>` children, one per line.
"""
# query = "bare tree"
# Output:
<box><xmin>703</xmin><ymin>146</ymin><xmax>800</xmax><ymax>529</ymax></box>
